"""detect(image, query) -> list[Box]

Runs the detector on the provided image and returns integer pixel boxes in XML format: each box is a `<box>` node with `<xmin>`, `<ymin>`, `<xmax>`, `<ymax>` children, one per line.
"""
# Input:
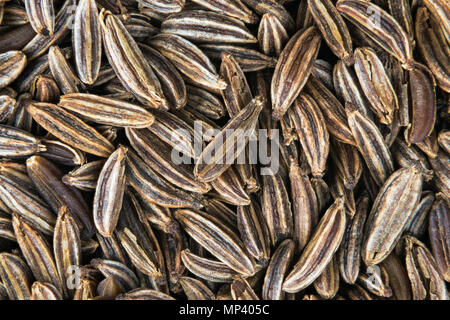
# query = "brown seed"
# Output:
<box><xmin>93</xmin><ymin>146</ymin><xmax>128</xmax><ymax>237</ymax></box>
<box><xmin>283</xmin><ymin>197</ymin><xmax>346</xmax><ymax>293</ymax></box>
<box><xmin>271</xmin><ymin>27</ymin><xmax>322</xmax><ymax>121</ymax></box>
<box><xmin>362</xmin><ymin>167</ymin><xmax>423</xmax><ymax>266</ymax></box>
<box><xmin>27</xmin><ymin>102</ymin><xmax>114</xmax><ymax>157</ymax></box>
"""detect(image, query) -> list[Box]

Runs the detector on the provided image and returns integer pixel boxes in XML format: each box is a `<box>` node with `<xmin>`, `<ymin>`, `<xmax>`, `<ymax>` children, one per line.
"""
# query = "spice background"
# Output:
<box><xmin>0</xmin><ymin>0</ymin><xmax>448</xmax><ymax>301</ymax></box>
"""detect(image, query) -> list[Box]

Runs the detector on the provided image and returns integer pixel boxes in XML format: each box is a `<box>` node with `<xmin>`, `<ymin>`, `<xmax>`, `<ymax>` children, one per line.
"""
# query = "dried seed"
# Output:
<box><xmin>24</xmin><ymin>0</ymin><xmax>54</xmax><ymax>36</ymax></box>
<box><xmin>353</xmin><ymin>47</ymin><xmax>398</xmax><ymax>124</ymax></box>
<box><xmin>0</xmin><ymin>252</ymin><xmax>32</xmax><ymax>300</ymax></box>
<box><xmin>175</xmin><ymin>209</ymin><xmax>256</xmax><ymax>276</ymax></box>
<box><xmin>126</xmin><ymin>150</ymin><xmax>204</xmax><ymax>209</ymax></box>
<box><xmin>180</xmin><ymin>276</ymin><xmax>215</xmax><ymax>300</ymax></box>
<box><xmin>0</xmin><ymin>51</ymin><xmax>27</xmax><ymax>90</ymax></box>
<box><xmin>12</xmin><ymin>214</ymin><xmax>63</xmax><ymax>294</ymax></box>
<box><xmin>288</xmin><ymin>93</ymin><xmax>329</xmax><ymax>178</ymax></box>
<box><xmin>62</xmin><ymin>160</ymin><xmax>104</xmax><ymax>191</ymax></box>
<box><xmin>237</xmin><ymin>201</ymin><xmax>271</xmax><ymax>266</ymax></box>
<box><xmin>305</xmin><ymin>75</ymin><xmax>355</xmax><ymax>146</ymax></box>
<box><xmin>346</xmin><ymin>103</ymin><xmax>394</xmax><ymax>186</ymax></box>
<box><xmin>27</xmin><ymin>102</ymin><xmax>114</xmax><ymax>157</ymax></box>
<box><xmin>289</xmin><ymin>162</ymin><xmax>319</xmax><ymax>252</ymax></box>
<box><xmin>313</xmin><ymin>256</ymin><xmax>339</xmax><ymax>300</ymax></box>
<box><xmin>26</xmin><ymin>155</ymin><xmax>95</xmax><ymax>239</ymax></box>
<box><xmin>99</xmin><ymin>10</ymin><xmax>168</xmax><ymax>109</ymax></box>
<box><xmin>59</xmin><ymin>93</ymin><xmax>154</xmax><ymax>128</ymax></box>
<box><xmin>161</xmin><ymin>10</ymin><xmax>257</xmax><ymax>44</ymax></box>
<box><xmin>336</xmin><ymin>0</ymin><xmax>414</xmax><ymax>68</ymax></box>
<box><xmin>308</xmin><ymin>0</ymin><xmax>353</xmax><ymax>64</ymax></box>
<box><xmin>362</xmin><ymin>167</ymin><xmax>423</xmax><ymax>266</ymax></box>
<box><xmin>283</xmin><ymin>197</ymin><xmax>346</xmax><ymax>293</ymax></box>
<box><xmin>31</xmin><ymin>282</ymin><xmax>62</xmax><ymax>300</ymax></box>
<box><xmin>262</xmin><ymin>169</ymin><xmax>293</xmax><ymax>246</ymax></box>
<box><xmin>200</xmin><ymin>44</ymin><xmax>277</xmax><ymax>72</ymax></box>
<box><xmin>338</xmin><ymin>196</ymin><xmax>368</xmax><ymax>284</ymax></box>
<box><xmin>271</xmin><ymin>27</ymin><xmax>321</xmax><ymax>121</ymax></box>
<box><xmin>181</xmin><ymin>249</ymin><xmax>239</xmax><ymax>283</ymax></box>
<box><xmin>72</xmin><ymin>0</ymin><xmax>101</xmax><ymax>85</ymax></box>
<box><xmin>194</xmin><ymin>97</ymin><xmax>263</xmax><ymax>182</ymax></box>
<box><xmin>262</xmin><ymin>239</ymin><xmax>295</xmax><ymax>300</ymax></box>
<box><xmin>428</xmin><ymin>195</ymin><xmax>450</xmax><ymax>282</ymax></box>
<box><xmin>53</xmin><ymin>206</ymin><xmax>81</xmax><ymax>299</ymax></box>
<box><xmin>139</xmin><ymin>43</ymin><xmax>187</xmax><ymax>110</ymax></box>
<box><xmin>93</xmin><ymin>146</ymin><xmax>128</xmax><ymax>237</ymax></box>
<box><xmin>190</xmin><ymin>0</ymin><xmax>258</xmax><ymax>24</ymax></box>
<box><xmin>258</xmin><ymin>13</ymin><xmax>289</xmax><ymax>57</ymax></box>
<box><xmin>0</xmin><ymin>124</ymin><xmax>45</xmax><ymax>157</ymax></box>
<box><xmin>150</xmin><ymin>33</ymin><xmax>227</xmax><ymax>91</ymax></box>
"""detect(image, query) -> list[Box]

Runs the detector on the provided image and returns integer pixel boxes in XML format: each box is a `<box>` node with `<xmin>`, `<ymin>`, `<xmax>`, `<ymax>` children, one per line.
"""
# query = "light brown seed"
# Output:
<box><xmin>12</xmin><ymin>214</ymin><xmax>63</xmax><ymax>294</ymax></box>
<box><xmin>428</xmin><ymin>194</ymin><xmax>450</xmax><ymax>282</ymax></box>
<box><xmin>271</xmin><ymin>26</ymin><xmax>322</xmax><ymax>121</ymax></box>
<box><xmin>308</xmin><ymin>0</ymin><xmax>353</xmax><ymax>64</ymax></box>
<box><xmin>336</xmin><ymin>0</ymin><xmax>414</xmax><ymax>68</ymax></box>
<box><xmin>338</xmin><ymin>196</ymin><xmax>368</xmax><ymax>284</ymax></box>
<box><xmin>282</xmin><ymin>197</ymin><xmax>346</xmax><ymax>293</ymax></box>
<box><xmin>126</xmin><ymin>150</ymin><xmax>204</xmax><ymax>209</ymax></box>
<box><xmin>362</xmin><ymin>167</ymin><xmax>423</xmax><ymax>266</ymax></box>
<box><xmin>194</xmin><ymin>97</ymin><xmax>263</xmax><ymax>182</ymax></box>
<box><xmin>313</xmin><ymin>256</ymin><xmax>339</xmax><ymax>300</ymax></box>
<box><xmin>175</xmin><ymin>209</ymin><xmax>256</xmax><ymax>276</ymax></box>
<box><xmin>73</xmin><ymin>0</ymin><xmax>101</xmax><ymax>85</ymax></box>
<box><xmin>93</xmin><ymin>146</ymin><xmax>128</xmax><ymax>237</ymax></box>
<box><xmin>53</xmin><ymin>206</ymin><xmax>81</xmax><ymax>299</ymax></box>
<box><xmin>99</xmin><ymin>10</ymin><xmax>168</xmax><ymax>109</ymax></box>
<box><xmin>305</xmin><ymin>75</ymin><xmax>355</xmax><ymax>146</ymax></box>
<box><xmin>27</xmin><ymin>102</ymin><xmax>114</xmax><ymax>157</ymax></box>
<box><xmin>48</xmin><ymin>45</ymin><xmax>83</xmax><ymax>95</ymax></box>
<box><xmin>181</xmin><ymin>249</ymin><xmax>239</xmax><ymax>283</ymax></box>
<box><xmin>190</xmin><ymin>0</ymin><xmax>258</xmax><ymax>24</ymax></box>
<box><xmin>237</xmin><ymin>201</ymin><xmax>271</xmax><ymax>266</ymax></box>
<box><xmin>139</xmin><ymin>43</ymin><xmax>187</xmax><ymax>110</ymax></box>
<box><xmin>59</xmin><ymin>93</ymin><xmax>154</xmax><ymax>128</ymax></box>
<box><xmin>288</xmin><ymin>93</ymin><xmax>329</xmax><ymax>178</ymax></box>
<box><xmin>38</xmin><ymin>139</ymin><xmax>87</xmax><ymax>167</ymax></box>
<box><xmin>150</xmin><ymin>33</ymin><xmax>227</xmax><ymax>91</ymax></box>
<box><xmin>0</xmin><ymin>51</ymin><xmax>27</xmax><ymax>90</ymax></box>
<box><xmin>0</xmin><ymin>124</ymin><xmax>45</xmax><ymax>157</ymax></box>
<box><xmin>116</xmin><ymin>288</ymin><xmax>175</xmax><ymax>300</ymax></box>
<box><xmin>220</xmin><ymin>52</ymin><xmax>253</xmax><ymax>118</ymax></box>
<box><xmin>262</xmin><ymin>169</ymin><xmax>293</xmax><ymax>247</ymax></box>
<box><xmin>31</xmin><ymin>282</ymin><xmax>62</xmax><ymax>300</ymax></box>
<box><xmin>126</xmin><ymin>128</ymin><xmax>209</xmax><ymax>194</ymax></box>
<box><xmin>24</xmin><ymin>0</ymin><xmax>54</xmax><ymax>36</ymax></box>
<box><xmin>353</xmin><ymin>47</ymin><xmax>398</xmax><ymax>124</ymax></box>
<box><xmin>415</xmin><ymin>7</ymin><xmax>450</xmax><ymax>93</ymax></box>
<box><xmin>180</xmin><ymin>276</ymin><xmax>215</xmax><ymax>300</ymax></box>
<box><xmin>346</xmin><ymin>103</ymin><xmax>394</xmax><ymax>186</ymax></box>
<box><xmin>381</xmin><ymin>252</ymin><xmax>412</xmax><ymax>300</ymax></box>
<box><xmin>200</xmin><ymin>44</ymin><xmax>277</xmax><ymax>72</ymax></box>
<box><xmin>231</xmin><ymin>276</ymin><xmax>259</xmax><ymax>300</ymax></box>
<box><xmin>289</xmin><ymin>161</ymin><xmax>319</xmax><ymax>252</ymax></box>
<box><xmin>0</xmin><ymin>252</ymin><xmax>32</xmax><ymax>300</ymax></box>
<box><xmin>0</xmin><ymin>166</ymin><xmax>56</xmax><ymax>235</ymax></box>
<box><xmin>161</xmin><ymin>10</ymin><xmax>257</xmax><ymax>44</ymax></box>
<box><xmin>258</xmin><ymin>13</ymin><xmax>288</xmax><ymax>57</ymax></box>
<box><xmin>62</xmin><ymin>160</ymin><xmax>104</xmax><ymax>191</ymax></box>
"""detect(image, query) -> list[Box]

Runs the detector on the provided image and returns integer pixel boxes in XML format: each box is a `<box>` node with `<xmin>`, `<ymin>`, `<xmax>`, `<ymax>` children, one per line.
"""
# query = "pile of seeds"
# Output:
<box><xmin>0</xmin><ymin>0</ymin><xmax>448</xmax><ymax>300</ymax></box>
